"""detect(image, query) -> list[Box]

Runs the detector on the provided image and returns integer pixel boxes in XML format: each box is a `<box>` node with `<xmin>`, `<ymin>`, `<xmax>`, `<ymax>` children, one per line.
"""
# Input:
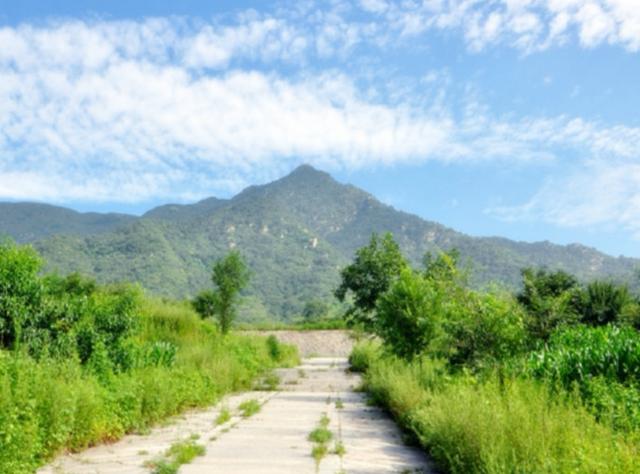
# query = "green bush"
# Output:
<box><xmin>576</xmin><ymin>281</ymin><xmax>634</xmax><ymax>326</ymax></box>
<box><xmin>0</xmin><ymin>242</ymin><xmax>43</xmax><ymax>349</ymax></box>
<box><xmin>440</xmin><ymin>290</ymin><xmax>526</xmax><ymax>368</ymax></box>
<box><xmin>348</xmin><ymin>339</ymin><xmax>381</xmax><ymax>372</ymax></box>
<box><xmin>361</xmin><ymin>353</ymin><xmax>639</xmax><ymax>474</ymax></box>
<box><xmin>0</xmin><ymin>279</ymin><xmax>298</xmax><ymax>473</ymax></box>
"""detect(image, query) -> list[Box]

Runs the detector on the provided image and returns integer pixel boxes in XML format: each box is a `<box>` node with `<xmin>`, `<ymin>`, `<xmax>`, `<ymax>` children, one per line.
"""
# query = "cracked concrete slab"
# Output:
<box><xmin>39</xmin><ymin>357</ymin><xmax>434</xmax><ymax>474</ymax></box>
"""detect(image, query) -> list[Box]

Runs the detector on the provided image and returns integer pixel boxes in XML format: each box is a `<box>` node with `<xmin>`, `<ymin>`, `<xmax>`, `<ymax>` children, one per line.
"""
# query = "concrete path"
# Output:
<box><xmin>40</xmin><ymin>358</ymin><xmax>434</xmax><ymax>474</ymax></box>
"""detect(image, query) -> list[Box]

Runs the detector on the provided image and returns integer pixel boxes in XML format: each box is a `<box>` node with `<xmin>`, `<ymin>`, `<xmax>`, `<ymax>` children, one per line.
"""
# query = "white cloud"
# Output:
<box><xmin>490</xmin><ymin>158</ymin><xmax>640</xmax><ymax>238</ymax></box>
<box><xmin>1</xmin><ymin>6</ymin><xmax>639</xmax><ymax>228</ymax></box>
<box><xmin>360</xmin><ymin>0</ymin><xmax>640</xmax><ymax>52</ymax></box>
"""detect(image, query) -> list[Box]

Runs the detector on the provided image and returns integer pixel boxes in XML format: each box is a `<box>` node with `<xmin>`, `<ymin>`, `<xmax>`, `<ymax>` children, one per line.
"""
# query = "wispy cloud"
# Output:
<box><xmin>358</xmin><ymin>0</ymin><xmax>640</xmax><ymax>53</ymax></box>
<box><xmin>1</xmin><ymin>15</ymin><xmax>640</xmax><ymax>204</ymax></box>
<box><xmin>489</xmin><ymin>157</ymin><xmax>640</xmax><ymax>239</ymax></box>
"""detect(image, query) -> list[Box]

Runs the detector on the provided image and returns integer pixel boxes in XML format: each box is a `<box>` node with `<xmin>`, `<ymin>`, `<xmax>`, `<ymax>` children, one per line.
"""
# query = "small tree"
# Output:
<box><xmin>576</xmin><ymin>280</ymin><xmax>633</xmax><ymax>326</ymax></box>
<box><xmin>375</xmin><ymin>268</ymin><xmax>439</xmax><ymax>359</ymax></box>
<box><xmin>335</xmin><ymin>233</ymin><xmax>407</xmax><ymax>330</ymax></box>
<box><xmin>0</xmin><ymin>241</ymin><xmax>43</xmax><ymax>349</ymax></box>
<box><xmin>302</xmin><ymin>299</ymin><xmax>329</xmax><ymax>321</ymax></box>
<box><xmin>517</xmin><ymin>268</ymin><xmax>580</xmax><ymax>341</ymax></box>
<box><xmin>194</xmin><ymin>251</ymin><xmax>250</xmax><ymax>334</ymax></box>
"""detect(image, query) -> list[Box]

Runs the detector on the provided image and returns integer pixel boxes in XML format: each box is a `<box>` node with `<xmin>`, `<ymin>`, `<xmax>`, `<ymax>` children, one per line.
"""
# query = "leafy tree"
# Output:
<box><xmin>335</xmin><ymin>233</ymin><xmax>407</xmax><ymax>329</ymax></box>
<box><xmin>517</xmin><ymin>268</ymin><xmax>580</xmax><ymax>341</ymax></box>
<box><xmin>302</xmin><ymin>299</ymin><xmax>329</xmax><ymax>321</ymax></box>
<box><xmin>192</xmin><ymin>290</ymin><xmax>217</xmax><ymax>320</ymax></box>
<box><xmin>442</xmin><ymin>290</ymin><xmax>526</xmax><ymax>367</ymax></box>
<box><xmin>375</xmin><ymin>268</ymin><xmax>439</xmax><ymax>359</ymax></box>
<box><xmin>43</xmin><ymin>272</ymin><xmax>97</xmax><ymax>298</ymax></box>
<box><xmin>576</xmin><ymin>281</ymin><xmax>633</xmax><ymax>326</ymax></box>
<box><xmin>0</xmin><ymin>241</ymin><xmax>43</xmax><ymax>349</ymax></box>
<box><xmin>194</xmin><ymin>251</ymin><xmax>250</xmax><ymax>334</ymax></box>
<box><xmin>423</xmin><ymin>248</ymin><xmax>463</xmax><ymax>283</ymax></box>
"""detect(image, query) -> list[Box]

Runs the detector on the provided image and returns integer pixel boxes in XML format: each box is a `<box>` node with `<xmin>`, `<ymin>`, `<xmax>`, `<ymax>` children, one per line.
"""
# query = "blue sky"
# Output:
<box><xmin>1</xmin><ymin>1</ymin><xmax>639</xmax><ymax>257</ymax></box>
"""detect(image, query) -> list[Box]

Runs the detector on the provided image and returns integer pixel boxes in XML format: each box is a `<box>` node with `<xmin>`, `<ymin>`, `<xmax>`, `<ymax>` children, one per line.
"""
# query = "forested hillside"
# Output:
<box><xmin>1</xmin><ymin>165</ymin><xmax>638</xmax><ymax>319</ymax></box>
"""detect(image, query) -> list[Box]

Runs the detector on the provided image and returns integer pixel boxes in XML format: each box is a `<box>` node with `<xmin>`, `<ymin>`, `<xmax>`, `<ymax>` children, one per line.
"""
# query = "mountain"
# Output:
<box><xmin>0</xmin><ymin>202</ymin><xmax>135</xmax><ymax>242</ymax></box>
<box><xmin>1</xmin><ymin>165</ymin><xmax>638</xmax><ymax>320</ymax></box>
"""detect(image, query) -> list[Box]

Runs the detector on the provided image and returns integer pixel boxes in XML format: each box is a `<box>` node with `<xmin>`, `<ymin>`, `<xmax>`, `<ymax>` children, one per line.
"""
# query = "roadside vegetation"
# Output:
<box><xmin>146</xmin><ymin>437</ymin><xmax>206</xmax><ymax>474</ymax></box>
<box><xmin>340</xmin><ymin>233</ymin><xmax>640</xmax><ymax>473</ymax></box>
<box><xmin>0</xmin><ymin>241</ymin><xmax>298</xmax><ymax>473</ymax></box>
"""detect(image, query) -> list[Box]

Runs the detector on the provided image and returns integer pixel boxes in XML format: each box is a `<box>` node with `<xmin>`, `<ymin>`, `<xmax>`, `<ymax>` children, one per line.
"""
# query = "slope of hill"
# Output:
<box><xmin>2</xmin><ymin>165</ymin><xmax>638</xmax><ymax>319</ymax></box>
<box><xmin>0</xmin><ymin>202</ymin><xmax>135</xmax><ymax>242</ymax></box>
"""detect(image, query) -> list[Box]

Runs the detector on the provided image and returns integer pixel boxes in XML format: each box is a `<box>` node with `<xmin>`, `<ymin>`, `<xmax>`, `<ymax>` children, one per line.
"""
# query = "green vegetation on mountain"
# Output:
<box><xmin>1</xmin><ymin>165</ymin><xmax>638</xmax><ymax>319</ymax></box>
<box><xmin>345</xmin><ymin>237</ymin><xmax>640</xmax><ymax>473</ymax></box>
<box><xmin>0</xmin><ymin>202</ymin><xmax>134</xmax><ymax>242</ymax></box>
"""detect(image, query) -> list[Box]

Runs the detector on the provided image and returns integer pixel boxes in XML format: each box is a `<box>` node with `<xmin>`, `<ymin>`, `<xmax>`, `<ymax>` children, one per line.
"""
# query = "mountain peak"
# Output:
<box><xmin>285</xmin><ymin>164</ymin><xmax>332</xmax><ymax>181</ymax></box>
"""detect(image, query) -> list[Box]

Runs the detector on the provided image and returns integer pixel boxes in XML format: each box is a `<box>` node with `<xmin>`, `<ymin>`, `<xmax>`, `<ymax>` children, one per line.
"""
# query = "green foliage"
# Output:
<box><xmin>302</xmin><ymin>299</ymin><xmax>330</xmax><ymax>321</ymax></box>
<box><xmin>348</xmin><ymin>339</ymin><xmax>381</xmax><ymax>372</ymax></box>
<box><xmin>308</xmin><ymin>426</ymin><xmax>333</xmax><ymax>444</ymax></box>
<box><xmin>346</xmin><ymin>237</ymin><xmax>640</xmax><ymax>473</ymax></box>
<box><xmin>308</xmin><ymin>413</ymin><xmax>333</xmax><ymax>468</ymax></box>
<box><xmin>191</xmin><ymin>290</ymin><xmax>217</xmax><ymax>320</ymax></box>
<box><xmin>238</xmin><ymin>399</ymin><xmax>261</xmax><ymax>417</ymax></box>
<box><xmin>0</xmin><ymin>243</ymin><xmax>299</xmax><ymax>472</ymax></box>
<box><xmin>0</xmin><ymin>241</ymin><xmax>43</xmax><ymax>349</ymax></box>
<box><xmin>375</xmin><ymin>268</ymin><xmax>440</xmax><ymax>359</ymax></box>
<box><xmin>360</xmin><ymin>352</ymin><xmax>639</xmax><ymax>474</ymax></box>
<box><xmin>575</xmin><ymin>280</ymin><xmax>634</xmax><ymax>326</ymax></box>
<box><xmin>517</xmin><ymin>268</ymin><xmax>580</xmax><ymax>340</ymax></box>
<box><xmin>195</xmin><ymin>251</ymin><xmax>250</xmax><ymax>334</ymax></box>
<box><xmin>439</xmin><ymin>291</ymin><xmax>526</xmax><ymax>368</ymax></box>
<box><xmin>215</xmin><ymin>406</ymin><xmax>231</xmax><ymax>426</ymax></box>
<box><xmin>149</xmin><ymin>439</ymin><xmax>206</xmax><ymax>474</ymax></box>
<box><xmin>349</xmin><ymin>245</ymin><xmax>526</xmax><ymax>365</ymax></box>
<box><xmin>9</xmin><ymin>166</ymin><xmax>636</xmax><ymax>322</ymax></box>
<box><xmin>335</xmin><ymin>233</ymin><xmax>408</xmax><ymax>328</ymax></box>
<box><xmin>525</xmin><ymin>325</ymin><xmax>640</xmax><ymax>387</ymax></box>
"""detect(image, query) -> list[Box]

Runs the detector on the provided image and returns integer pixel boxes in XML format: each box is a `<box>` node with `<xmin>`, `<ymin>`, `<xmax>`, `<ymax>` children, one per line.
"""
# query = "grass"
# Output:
<box><xmin>238</xmin><ymin>399</ymin><xmax>261</xmax><ymax>418</ymax></box>
<box><xmin>311</xmin><ymin>444</ymin><xmax>328</xmax><ymax>464</ymax></box>
<box><xmin>215</xmin><ymin>407</ymin><xmax>231</xmax><ymax>426</ymax></box>
<box><xmin>254</xmin><ymin>372</ymin><xmax>280</xmax><ymax>391</ymax></box>
<box><xmin>308</xmin><ymin>426</ymin><xmax>333</xmax><ymax>444</ymax></box>
<box><xmin>309</xmin><ymin>413</ymin><xmax>333</xmax><ymax>469</ymax></box>
<box><xmin>356</xmin><ymin>342</ymin><xmax>640</xmax><ymax>474</ymax></box>
<box><xmin>335</xmin><ymin>398</ymin><xmax>344</xmax><ymax>409</ymax></box>
<box><xmin>0</xmin><ymin>298</ymin><xmax>299</xmax><ymax>473</ymax></box>
<box><xmin>332</xmin><ymin>441</ymin><xmax>346</xmax><ymax>456</ymax></box>
<box><xmin>147</xmin><ymin>439</ymin><xmax>206</xmax><ymax>474</ymax></box>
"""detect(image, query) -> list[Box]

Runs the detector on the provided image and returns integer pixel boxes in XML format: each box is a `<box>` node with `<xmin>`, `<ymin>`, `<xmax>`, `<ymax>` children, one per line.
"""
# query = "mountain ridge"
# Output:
<box><xmin>1</xmin><ymin>165</ymin><xmax>637</xmax><ymax>319</ymax></box>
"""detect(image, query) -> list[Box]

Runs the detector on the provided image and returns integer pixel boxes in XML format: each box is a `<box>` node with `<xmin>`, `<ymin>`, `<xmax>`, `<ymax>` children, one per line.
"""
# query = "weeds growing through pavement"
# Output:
<box><xmin>146</xmin><ymin>439</ymin><xmax>205</xmax><ymax>474</ymax></box>
<box><xmin>238</xmin><ymin>399</ymin><xmax>261</xmax><ymax>418</ymax></box>
<box><xmin>215</xmin><ymin>407</ymin><xmax>231</xmax><ymax>426</ymax></box>
<box><xmin>309</xmin><ymin>413</ymin><xmax>333</xmax><ymax>470</ymax></box>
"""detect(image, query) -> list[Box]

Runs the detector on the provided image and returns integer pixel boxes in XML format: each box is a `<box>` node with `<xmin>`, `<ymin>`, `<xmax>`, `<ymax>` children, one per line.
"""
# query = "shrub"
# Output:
<box><xmin>0</xmin><ymin>242</ymin><xmax>43</xmax><ymax>349</ymax></box>
<box><xmin>517</xmin><ymin>268</ymin><xmax>580</xmax><ymax>341</ymax></box>
<box><xmin>576</xmin><ymin>281</ymin><xmax>634</xmax><ymax>326</ymax></box>
<box><xmin>375</xmin><ymin>268</ymin><xmax>441</xmax><ymax>359</ymax></box>
<box><xmin>441</xmin><ymin>290</ymin><xmax>526</xmax><ymax>368</ymax></box>
<box><xmin>361</xmin><ymin>353</ymin><xmax>639</xmax><ymax>474</ymax></box>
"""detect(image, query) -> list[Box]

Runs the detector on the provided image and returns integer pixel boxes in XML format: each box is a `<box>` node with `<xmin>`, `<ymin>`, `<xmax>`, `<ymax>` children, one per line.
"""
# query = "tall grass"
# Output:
<box><xmin>356</xmin><ymin>342</ymin><xmax>640</xmax><ymax>474</ymax></box>
<box><xmin>0</xmin><ymin>298</ymin><xmax>298</xmax><ymax>473</ymax></box>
